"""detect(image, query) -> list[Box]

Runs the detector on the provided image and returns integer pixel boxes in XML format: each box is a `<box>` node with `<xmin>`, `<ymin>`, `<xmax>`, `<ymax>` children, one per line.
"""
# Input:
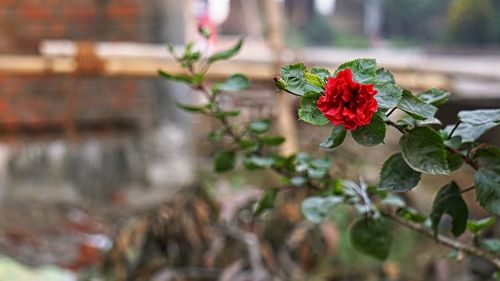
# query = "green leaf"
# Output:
<box><xmin>442</xmin><ymin>122</ymin><xmax>498</xmax><ymax>143</ymax></box>
<box><xmin>301</xmin><ymin>196</ymin><xmax>343</xmax><ymax>223</ymax></box>
<box><xmin>397</xmin><ymin>90</ymin><xmax>437</xmax><ymax>120</ymax></box>
<box><xmin>458</xmin><ymin>109</ymin><xmax>500</xmax><ymax>125</ymax></box>
<box><xmin>379</xmin><ymin>153</ymin><xmax>421</xmax><ymax>192</ymax></box>
<box><xmin>479</xmin><ymin>239</ymin><xmax>500</xmax><ymax>252</ymax></box>
<box><xmin>351</xmin><ymin>113</ymin><xmax>386</xmax><ymax>146</ymax></box>
<box><xmin>475</xmin><ymin>167</ymin><xmax>500</xmax><ymax>215</ymax></box>
<box><xmin>376</xmin><ymin>68</ymin><xmax>395</xmax><ymax>84</ymax></box>
<box><xmin>280</xmin><ymin>63</ymin><xmax>323</xmax><ymax>96</ymax></box>
<box><xmin>175</xmin><ymin>102</ymin><xmax>207</xmax><ymax>113</ymax></box>
<box><xmin>243</xmin><ymin>154</ymin><xmax>275</xmax><ymax>170</ymax></box>
<box><xmin>310</xmin><ymin>67</ymin><xmax>331</xmax><ymax>80</ymax></box>
<box><xmin>336</xmin><ymin>58</ymin><xmax>377</xmax><ymax>84</ymax></box>
<box><xmin>207</xmin><ymin>38</ymin><xmax>243</xmax><ymax>64</ymax></box>
<box><xmin>374</xmin><ymin>82</ymin><xmax>403</xmax><ymax>109</ymax></box>
<box><xmin>446</xmin><ymin>151</ymin><xmax>464</xmax><ymax>171</ymax></box>
<box><xmin>474</xmin><ymin>146</ymin><xmax>500</xmax><ymax>168</ymax></box>
<box><xmin>219</xmin><ymin>73</ymin><xmax>250</xmax><ymax>91</ymax></box>
<box><xmin>400</xmin><ymin>127</ymin><xmax>450</xmax><ymax>175</ymax></box>
<box><xmin>430</xmin><ymin>182</ymin><xmax>468</xmax><ymax>237</ymax></box>
<box><xmin>256</xmin><ymin>135</ymin><xmax>285</xmax><ymax>146</ymax></box>
<box><xmin>248</xmin><ymin>119</ymin><xmax>272</xmax><ymax>134</ymax></box>
<box><xmin>319</xmin><ymin>126</ymin><xmax>347</xmax><ymax>149</ymax></box>
<box><xmin>397</xmin><ymin>207</ymin><xmax>428</xmax><ymax>223</ymax></box>
<box><xmin>380</xmin><ymin>195</ymin><xmax>406</xmax><ymax>207</ymax></box>
<box><xmin>298</xmin><ymin>91</ymin><xmax>329</xmax><ymax>125</ymax></box>
<box><xmin>254</xmin><ymin>188</ymin><xmax>279</xmax><ymax>215</ymax></box>
<box><xmin>213</xmin><ymin>150</ymin><xmax>236</xmax><ymax>173</ymax></box>
<box><xmin>418</xmin><ymin>88</ymin><xmax>450</xmax><ymax>106</ymax></box>
<box><xmin>158</xmin><ymin>70</ymin><xmax>192</xmax><ymax>84</ymax></box>
<box><xmin>467</xmin><ymin>217</ymin><xmax>495</xmax><ymax>233</ymax></box>
<box><xmin>350</xmin><ymin>217</ymin><xmax>393</xmax><ymax>260</ymax></box>
<box><xmin>304</xmin><ymin>72</ymin><xmax>325</xmax><ymax>88</ymax></box>
<box><xmin>213</xmin><ymin>110</ymin><xmax>241</xmax><ymax>118</ymax></box>
<box><xmin>290</xmin><ymin>176</ymin><xmax>307</xmax><ymax>186</ymax></box>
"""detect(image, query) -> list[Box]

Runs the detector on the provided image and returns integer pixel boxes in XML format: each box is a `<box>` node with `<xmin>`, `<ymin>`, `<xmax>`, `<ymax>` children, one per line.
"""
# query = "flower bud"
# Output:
<box><xmin>273</xmin><ymin>76</ymin><xmax>287</xmax><ymax>90</ymax></box>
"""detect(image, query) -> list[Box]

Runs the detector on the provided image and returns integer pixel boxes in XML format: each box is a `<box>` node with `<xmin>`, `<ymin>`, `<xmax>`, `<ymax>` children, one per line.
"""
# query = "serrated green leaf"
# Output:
<box><xmin>374</xmin><ymin>82</ymin><xmax>403</xmax><ymax>109</ymax></box>
<box><xmin>442</xmin><ymin>122</ymin><xmax>498</xmax><ymax>143</ymax></box>
<box><xmin>350</xmin><ymin>217</ymin><xmax>393</xmax><ymax>260</ymax></box>
<box><xmin>400</xmin><ymin>127</ymin><xmax>450</xmax><ymax>175</ymax></box>
<box><xmin>418</xmin><ymin>88</ymin><xmax>450</xmax><ymax>106</ymax></box>
<box><xmin>397</xmin><ymin>90</ymin><xmax>437</xmax><ymax>120</ymax></box>
<box><xmin>475</xmin><ymin>167</ymin><xmax>500</xmax><ymax>215</ymax></box>
<box><xmin>351</xmin><ymin>113</ymin><xmax>386</xmax><ymax>146</ymax></box>
<box><xmin>207</xmin><ymin>38</ymin><xmax>243</xmax><ymax>63</ymax></box>
<box><xmin>379</xmin><ymin>153</ymin><xmax>421</xmax><ymax>192</ymax></box>
<box><xmin>254</xmin><ymin>188</ymin><xmax>279</xmax><ymax>215</ymax></box>
<box><xmin>430</xmin><ymin>182</ymin><xmax>468</xmax><ymax>237</ymax></box>
<box><xmin>219</xmin><ymin>73</ymin><xmax>250</xmax><ymax>91</ymax></box>
<box><xmin>298</xmin><ymin>91</ymin><xmax>329</xmax><ymax>125</ymax></box>
<box><xmin>304</xmin><ymin>72</ymin><xmax>324</xmax><ymax>88</ymax></box>
<box><xmin>376</xmin><ymin>68</ymin><xmax>395</xmax><ymax>84</ymax></box>
<box><xmin>248</xmin><ymin>119</ymin><xmax>272</xmax><ymax>134</ymax></box>
<box><xmin>310</xmin><ymin>67</ymin><xmax>331</xmax><ymax>80</ymax></box>
<box><xmin>280</xmin><ymin>63</ymin><xmax>323</xmax><ymax>96</ymax></box>
<box><xmin>213</xmin><ymin>150</ymin><xmax>236</xmax><ymax>173</ymax></box>
<box><xmin>446</xmin><ymin>151</ymin><xmax>464</xmax><ymax>171</ymax></box>
<box><xmin>301</xmin><ymin>196</ymin><xmax>343</xmax><ymax>223</ymax></box>
<box><xmin>467</xmin><ymin>217</ymin><xmax>495</xmax><ymax>233</ymax></box>
<box><xmin>319</xmin><ymin>125</ymin><xmax>347</xmax><ymax>149</ymax></box>
<box><xmin>474</xmin><ymin>146</ymin><xmax>500</xmax><ymax>168</ymax></box>
<box><xmin>458</xmin><ymin>109</ymin><xmax>500</xmax><ymax>125</ymax></box>
<box><xmin>336</xmin><ymin>58</ymin><xmax>377</xmax><ymax>83</ymax></box>
<box><xmin>158</xmin><ymin>70</ymin><xmax>192</xmax><ymax>84</ymax></box>
<box><xmin>256</xmin><ymin>135</ymin><xmax>285</xmax><ymax>146</ymax></box>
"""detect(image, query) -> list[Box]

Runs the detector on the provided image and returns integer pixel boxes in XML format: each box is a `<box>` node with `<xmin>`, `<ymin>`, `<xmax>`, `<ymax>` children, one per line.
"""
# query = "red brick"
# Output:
<box><xmin>106</xmin><ymin>3</ymin><xmax>139</xmax><ymax>18</ymax></box>
<box><xmin>62</xmin><ymin>5</ymin><xmax>97</xmax><ymax>22</ymax></box>
<box><xmin>18</xmin><ymin>4</ymin><xmax>51</xmax><ymax>20</ymax></box>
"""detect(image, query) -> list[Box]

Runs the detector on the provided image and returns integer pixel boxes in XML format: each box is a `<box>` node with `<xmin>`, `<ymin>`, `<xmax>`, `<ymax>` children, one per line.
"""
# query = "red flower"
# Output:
<box><xmin>317</xmin><ymin>68</ymin><xmax>378</xmax><ymax>131</ymax></box>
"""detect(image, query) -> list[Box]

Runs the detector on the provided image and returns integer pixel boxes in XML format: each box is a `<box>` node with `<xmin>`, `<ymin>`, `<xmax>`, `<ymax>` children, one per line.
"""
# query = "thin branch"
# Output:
<box><xmin>447</xmin><ymin>121</ymin><xmax>461</xmax><ymax>139</ymax></box>
<box><xmin>460</xmin><ymin>185</ymin><xmax>475</xmax><ymax>194</ymax></box>
<box><xmin>382</xmin><ymin>211</ymin><xmax>500</xmax><ymax>270</ymax></box>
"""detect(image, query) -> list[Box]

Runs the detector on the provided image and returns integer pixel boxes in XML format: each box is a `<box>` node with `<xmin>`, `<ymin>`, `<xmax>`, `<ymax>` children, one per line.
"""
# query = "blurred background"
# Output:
<box><xmin>0</xmin><ymin>0</ymin><xmax>499</xmax><ymax>280</ymax></box>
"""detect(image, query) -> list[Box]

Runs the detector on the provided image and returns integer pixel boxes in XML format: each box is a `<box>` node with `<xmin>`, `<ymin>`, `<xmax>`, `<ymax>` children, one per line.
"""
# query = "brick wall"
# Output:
<box><xmin>0</xmin><ymin>0</ymin><xmax>156</xmax><ymax>136</ymax></box>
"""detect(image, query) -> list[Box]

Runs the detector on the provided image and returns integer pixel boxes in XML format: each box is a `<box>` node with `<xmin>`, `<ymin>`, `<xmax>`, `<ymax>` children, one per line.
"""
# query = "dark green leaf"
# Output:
<box><xmin>379</xmin><ymin>153</ymin><xmax>421</xmax><ymax>192</ymax></box>
<box><xmin>319</xmin><ymin>126</ymin><xmax>347</xmax><ymax>149</ymax></box>
<box><xmin>248</xmin><ymin>119</ymin><xmax>272</xmax><ymax>134</ymax></box>
<box><xmin>374</xmin><ymin>82</ymin><xmax>403</xmax><ymax>109</ymax></box>
<box><xmin>310</xmin><ymin>67</ymin><xmax>331</xmax><ymax>80</ymax></box>
<box><xmin>336</xmin><ymin>58</ymin><xmax>377</xmax><ymax>84</ymax></box>
<box><xmin>475</xmin><ymin>167</ymin><xmax>500</xmax><ymax>215</ymax></box>
<box><xmin>430</xmin><ymin>182</ymin><xmax>468</xmax><ymax>237</ymax></box>
<box><xmin>442</xmin><ymin>122</ymin><xmax>498</xmax><ymax>143</ymax></box>
<box><xmin>397</xmin><ymin>90</ymin><xmax>437</xmax><ymax>120</ymax></box>
<box><xmin>280</xmin><ymin>63</ymin><xmax>323</xmax><ymax>96</ymax></box>
<box><xmin>213</xmin><ymin>110</ymin><xmax>241</xmax><ymax>118</ymax></box>
<box><xmin>446</xmin><ymin>151</ymin><xmax>464</xmax><ymax>171</ymax></box>
<box><xmin>418</xmin><ymin>88</ymin><xmax>450</xmax><ymax>106</ymax></box>
<box><xmin>350</xmin><ymin>217</ymin><xmax>393</xmax><ymax>260</ymax></box>
<box><xmin>219</xmin><ymin>73</ymin><xmax>250</xmax><ymax>91</ymax></box>
<box><xmin>479</xmin><ymin>239</ymin><xmax>500</xmax><ymax>252</ymax></box>
<box><xmin>376</xmin><ymin>68</ymin><xmax>395</xmax><ymax>84</ymax></box>
<box><xmin>458</xmin><ymin>109</ymin><xmax>500</xmax><ymax>125</ymax></box>
<box><xmin>254</xmin><ymin>188</ymin><xmax>279</xmax><ymax>215</ymax></box>
<box><xmin>400</xmin><ymin>127</ymin><xmax>450</xmax><ymax>175</ymax></box>
<box><xmin>467</xmin><ymin>217</ymin><xmax>496</xmax><ymax>233</ymax></box>
<box><xmin>158</xmin><ymin>70</ymin><xmax>192</xmax><ymax>84</ymax></box>
<box><xmin>207</xmin><ymin>38</ymin><xmax>243</xmax><ymax>63</ymax></box>
<box><xmin>301</xmin><ymin>196</ymin><xmax>343</xmax><ymax>223</ymax></box>
<box><xmin>298</xmin><ymin>91</ymin><xmax>329</xmax><ymax>125</ymax></box>
<box><xmin>474</xmin><ymin>146</ymin><xmax>500</xmax><ymax>168</ymax></box>
<box><xmin>351</xmin><ymin>113</ymin><xmax>386</xmax><ymax>146</ymax></box>
<box><xmin>213</xmin><ymin>150</ymin><xmax>236</xmax><ymax>173</ymax></box>
<box><xmin>290</xmin><ymin>176</ymin><xmax>307</xmax><ymax>186</ymax></box>
<box><xmin>256</xmin><ymin>135</ymin><xmax>285</xmax><ymax>146</ymax></box>
<box><xmin>444</xmin><ymin>136</ymin><xmax>463</xmax><ymax>149</ymax></box>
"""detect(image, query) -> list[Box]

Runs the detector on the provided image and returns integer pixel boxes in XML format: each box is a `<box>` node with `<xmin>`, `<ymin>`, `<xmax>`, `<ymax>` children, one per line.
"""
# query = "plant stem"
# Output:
<box><xmin>382</xmin><ymin>211</ymin><xmax>500</xmax><ymax>269</ymax></box>
<box><xmin>448</xmin><ymin>121</ymin><xmax>461</xmax><ymax>139</ymax></box>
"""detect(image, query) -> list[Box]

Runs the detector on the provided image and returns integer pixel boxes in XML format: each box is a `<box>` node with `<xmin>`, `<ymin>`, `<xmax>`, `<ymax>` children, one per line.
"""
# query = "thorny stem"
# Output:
<box><xmin>190</xmin><ymin>69</ymin><xmax>498</xmax><ymax>270</ymax></box>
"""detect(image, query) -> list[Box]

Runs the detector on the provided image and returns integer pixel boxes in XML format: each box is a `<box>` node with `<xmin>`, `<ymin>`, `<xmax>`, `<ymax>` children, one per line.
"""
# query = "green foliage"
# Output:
<box><xmin>397</xmin><ymin>90</ymin><xmax>438</xmax><ymax>120</ymax></box>
<box><xmin>207</xmin><ymin>38</ymin><xmax>243</xmax><ymax>64</ymax></box>
<box><xmin>254</xmin><ymin>188</ymin><xmax>279</xmax><ymax>215</ymax></box>
<box><xmin>248</xmin><ymin>119</ymin><xmax>272</xmax><ymax>134</ymax></box>
<box><xmin>350</xmin><ymin>217</ymin><xmax>393</xmax><ymax>260</ymax></box>
<box><xmin>298</xmin><ymin>91</ymin><xmax>329</xmax><ymax>125</ymax></box>
<box><xmin>320</xmin><ymin>126</ymin><xmax>347</xmax><ymax>149</ymax></box>
<box><xmin>430</xmin><ymin>182</ymin><xmax>468</xmax><ymax>237</ymax></box>
<box><xmin>467</xmin><ymin>217</ymin><xmax>496</xmax><ymax>234</ymax></box>
<box><xmin>301</xmin><ymin>196</ymin><xmax>343</xmax><ymax>223</ymax></box>
<box><xmin>213</xmin><ymin>150</ymin><xmax>236</xmax><ymax>173</ymax></box>
<box><xmin>418</xmin><ymin>88</ymin><xmax>450</xmax><ymax>106</ymax></box>
<box><xmin>458</xmin><ymin>109</ymin><xmax>500</xmax><ymax>125</ymax></box>
<box><xmin>218</xmin><ymin>74</ymin><xmax>250</xmax><ymax>92</ymax></box>
<box><xmin>351</xmin><ymin>113</ymin><xmax>386</xmax><ymax>146</ymax></box>
<box><xmin>280</xmin><ymin>63</ymin><xmax>323</xmax><ymax>96</ymax></box>
<box><xmin>158</xmin><ymin>70</ymin><xmax>193</xmax><ymax>84</ymax></box>
<box><xmin>400</xmin><ymin>127</ymin><xmax>449</xmax><ymax>175</ymax></box>
<box><xmin>475</xmin><ymin>167</ymin><xmax>500</xmax><ymax>215</ymax></box>
<box><xmin>374</xmin><ymin>82</ymin><xmax>403</xmax><ymax>109</ymax></box>
<box><xmin>379</xmin><ymin>153</ymin><xmax>421</xmax><ymax>192</ymax></box>
<box><xmin>336</xmin><ymin>58</ymin><xmax>377</xmax><ymax>84</ymax></box>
